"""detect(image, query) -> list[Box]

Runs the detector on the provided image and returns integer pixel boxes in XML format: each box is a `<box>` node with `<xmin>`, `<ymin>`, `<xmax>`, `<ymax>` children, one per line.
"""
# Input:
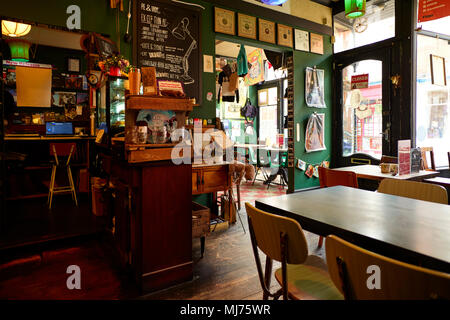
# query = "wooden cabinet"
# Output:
<box><xmin>110</xmin><ymin>160</ymin><xmax>193</xmax><ymax>293</ymax></box>
<box><xmin>192</xmin><ymin>164</ymin><xmax>231</xmax><ymax>195</ymax></box>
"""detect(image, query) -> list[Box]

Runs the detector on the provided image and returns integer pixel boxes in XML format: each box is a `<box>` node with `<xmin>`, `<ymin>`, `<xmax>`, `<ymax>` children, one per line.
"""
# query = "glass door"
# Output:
<box><xmin>334</xmin><ymin>48</ymin><xmax>391</xmax><ymax>167</ymax></box>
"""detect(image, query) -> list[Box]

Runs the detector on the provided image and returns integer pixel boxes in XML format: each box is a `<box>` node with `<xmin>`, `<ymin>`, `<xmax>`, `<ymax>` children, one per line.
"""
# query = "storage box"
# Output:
<box><xmin>192</xmin><ymin>201</ymin><xmax>210</xmax><ymax>238</ymax></box>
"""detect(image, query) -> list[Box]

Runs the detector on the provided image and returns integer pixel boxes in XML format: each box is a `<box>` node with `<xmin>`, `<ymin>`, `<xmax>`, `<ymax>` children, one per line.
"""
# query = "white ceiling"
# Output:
<box><xmin>215</xmin><ymin>40</ymin><xmax>261</xmax><ymax>58</ymax></box>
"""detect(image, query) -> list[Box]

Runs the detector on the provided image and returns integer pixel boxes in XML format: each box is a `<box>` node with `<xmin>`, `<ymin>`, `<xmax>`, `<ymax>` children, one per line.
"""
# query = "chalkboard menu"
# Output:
<box><xmin>133</xmin><ymin>0</ymin><xmax>201</xmax><ymax>102</ymax></box>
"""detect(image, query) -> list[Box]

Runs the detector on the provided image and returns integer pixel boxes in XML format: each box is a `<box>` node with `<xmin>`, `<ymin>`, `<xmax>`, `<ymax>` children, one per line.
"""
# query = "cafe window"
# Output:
<box><xmin>333</xmin><ymin>0</ymin><xmax>395</xmax><ymax>53</ymax></box>
<box><xmin>415</xmin><ymin>34</ymin><xmax>450</xmax><ymax>168</ymax></box>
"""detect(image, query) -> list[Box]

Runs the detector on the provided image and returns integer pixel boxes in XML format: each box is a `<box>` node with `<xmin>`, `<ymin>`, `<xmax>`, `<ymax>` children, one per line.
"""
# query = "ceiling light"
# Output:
<box><xmin>1</xmin><ymin>20</ymin><xmax>32</xmax><ymax>37</ymax></box>
<box><xmin>345</xmin><ymin>0</ymin><xmax>366</xmax><ymax>19</ymax></box>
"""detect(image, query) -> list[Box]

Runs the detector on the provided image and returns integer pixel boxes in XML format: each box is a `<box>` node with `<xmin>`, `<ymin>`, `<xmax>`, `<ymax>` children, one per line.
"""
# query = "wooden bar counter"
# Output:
<box><xmin>107</xmin><ymin>95</ymin><xmax>195</xmax><ymax>293</ymax></box>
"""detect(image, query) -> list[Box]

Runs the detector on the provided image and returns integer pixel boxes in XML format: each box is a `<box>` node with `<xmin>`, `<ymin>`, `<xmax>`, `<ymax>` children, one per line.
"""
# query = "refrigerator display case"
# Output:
<box><xmin>97</xmin><ymin>75</ymin><xmax>128</xmax><ymax>144</ymax></box>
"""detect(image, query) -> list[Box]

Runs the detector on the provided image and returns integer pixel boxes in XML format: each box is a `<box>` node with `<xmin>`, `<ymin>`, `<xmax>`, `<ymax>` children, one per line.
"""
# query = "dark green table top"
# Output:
<box><xmin>255</xmin><ymin>186</ymin><xmax>450</xmax><ymax>273</ymax></box>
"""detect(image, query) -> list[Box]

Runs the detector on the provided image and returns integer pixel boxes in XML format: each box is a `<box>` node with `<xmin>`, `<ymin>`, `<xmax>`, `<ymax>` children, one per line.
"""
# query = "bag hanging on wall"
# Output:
<box><xmin>240</xmin><ymin>98</ymin><xmax>257</xmax><ymax>121</ymax></box>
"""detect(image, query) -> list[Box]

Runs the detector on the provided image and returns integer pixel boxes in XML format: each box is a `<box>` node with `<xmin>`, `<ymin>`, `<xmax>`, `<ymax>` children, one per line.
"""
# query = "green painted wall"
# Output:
<box><xmin>292</xmin><ymin>39</ymin><xmax>333</xmax><ymax>191</ymax></box>
<box><xmin>2</xmin><ymin>0</ymin><xmax>333</xmax><ymax>191</ymax></box>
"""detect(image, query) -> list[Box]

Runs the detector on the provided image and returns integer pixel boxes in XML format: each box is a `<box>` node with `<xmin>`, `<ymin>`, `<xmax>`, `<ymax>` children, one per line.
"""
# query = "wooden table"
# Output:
<box><xmin>255</xmin><ymin>186</ymin><xmax>450</xmax><ymax>273</ymax></box>
<box><xmin>332</xmin><ymin>164</ymin><xmax>439</xmax><ymax>181</ymax></box>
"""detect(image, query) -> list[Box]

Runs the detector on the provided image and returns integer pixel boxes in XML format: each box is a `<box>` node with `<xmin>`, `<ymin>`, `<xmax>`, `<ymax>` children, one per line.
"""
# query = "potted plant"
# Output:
<box><xmin>98</xmin><ymin>54</ymin><xmax>131</xmax><ymax>76</ymax></box>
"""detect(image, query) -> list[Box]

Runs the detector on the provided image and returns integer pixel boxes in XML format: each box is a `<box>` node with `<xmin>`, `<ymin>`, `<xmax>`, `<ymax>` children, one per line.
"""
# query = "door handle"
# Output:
<box><xmin>380</xmin><ymin>123</ymin><xmax>391</xmax><ymax>142</ymax></box>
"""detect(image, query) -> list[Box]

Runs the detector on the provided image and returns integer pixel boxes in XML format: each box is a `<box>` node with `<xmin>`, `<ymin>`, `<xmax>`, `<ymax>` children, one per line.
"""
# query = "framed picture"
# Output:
<box><xmin>277</xmin><ymin>24</ymin><xmax>293</xmax><ymax>48</ymax></box>
<box><xmin>238</xmin><ymin>13</ymin><xmax>256</xmax><ymax>39</ymax></box>
<box><xmin>294</xmin><ymin>29</ymin><xmax>309</xmax><ymax>52</ymax></box>
<box><xmin>310</xmin><ymin>33</ymin><xmax>324</xmax><ymax>55</ymax></box>
<box><xmin>258</xmin><ymin>19</ymin><xmax>275</xmax><ymax>44</ymax></box>
<box><xmin>430</xmin><ymin>54</ymin><xmax>447</xmax><ymax>86</ymax></box>
<box><xmin>67</xmin><ymin>57</ymin><xmax>81</xmax><ymax>73</ymax></box>
<box><xmin>215</xmin><ymin>7</ymin><xmax>235</xmax><ymax>35</ymax></box>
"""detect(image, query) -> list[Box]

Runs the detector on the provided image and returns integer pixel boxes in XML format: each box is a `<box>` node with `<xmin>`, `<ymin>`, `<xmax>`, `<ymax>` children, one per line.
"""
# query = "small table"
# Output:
<box><xmin>256</xmin><ymin>186</ymin><xmax>450</xmax><ymax>273</ymax></box>
<box><xmin>332</xmin><ymin>164</ymin><xmax>439</xmax><ymax>181</ymax></box>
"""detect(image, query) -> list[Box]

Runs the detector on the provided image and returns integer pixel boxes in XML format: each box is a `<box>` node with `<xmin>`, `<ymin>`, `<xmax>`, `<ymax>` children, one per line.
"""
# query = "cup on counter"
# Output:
<box><xmin>137</xmin><ymin>126</ymin><xmax>148</xmax><ymax>144</ymax></box>
<box><xmin>390</xmin><ymin>163</ymin><xmax>398</xmax><ymax>175</ymax></box>
<box><xmin>380</xmin><ymin>163</ymin><xmax>390</xmax><ymax>173</ymax></box>
<box><xmin>128</xmin><ymin>67</ymin><xmax>141</xmax><ymax>95</ymax></box>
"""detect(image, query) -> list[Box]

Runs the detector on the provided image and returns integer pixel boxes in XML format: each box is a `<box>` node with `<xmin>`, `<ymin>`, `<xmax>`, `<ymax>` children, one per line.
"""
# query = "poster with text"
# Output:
<box><xmin>398</xmin><ymin>140</ymin><xmax>411</xmax><ymax>176</ymax></box>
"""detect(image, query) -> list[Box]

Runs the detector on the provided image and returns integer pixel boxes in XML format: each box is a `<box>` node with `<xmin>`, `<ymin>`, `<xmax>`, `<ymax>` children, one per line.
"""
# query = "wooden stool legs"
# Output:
<box><xmin>317</xmin><ymin>236</ymin><xmax>324</xmax><ymax>249</ymax></box>
<box><xmin>47</xmin><ymin>165</ymin><xmax>78</xmax><ymax>209</ymax></box>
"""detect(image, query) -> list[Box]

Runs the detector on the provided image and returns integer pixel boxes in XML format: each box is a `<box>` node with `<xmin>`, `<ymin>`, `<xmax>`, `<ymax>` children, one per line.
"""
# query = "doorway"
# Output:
<box><xmin>333</xmin><ymin>47</ymin><xmax>391</xmax><ymax>167</ymax></box>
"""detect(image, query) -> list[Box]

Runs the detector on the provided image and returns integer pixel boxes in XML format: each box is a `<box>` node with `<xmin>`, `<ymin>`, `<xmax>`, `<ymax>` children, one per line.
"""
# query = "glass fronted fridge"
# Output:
<box><xmin>96</xmin><ymin>76</ymin><xmax>127</xmax><ymax>145</ymax></box>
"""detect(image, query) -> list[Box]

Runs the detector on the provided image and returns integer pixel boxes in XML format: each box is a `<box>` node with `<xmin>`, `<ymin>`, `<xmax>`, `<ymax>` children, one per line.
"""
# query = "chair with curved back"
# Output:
<box><xmin>380</xmin><ymin>155</ymin><xmax>398</xmax><ymax>164</ymax></box>
<box><xmin>420</xmin><ymin>147</ymin><xmax>436</xmax><ymax>171</ymax></box>
<box><xmin>377</xmin><ymin>178</ymin><xmax>447</xmax><ymax>204</ymax></box>
<box><xmin>317</xmin><ymin>166</ymin><xmax>358</xmax><ymax>248</ymax></box>
<box><xmin>325</xmin><ymin>235</ymin><xmax>450</xmax><ymax>299</ymax></box>
<box><xmin>245</xmin><ymin>203</ymin><xmax>343</xmax><ymax>300</ymax></box>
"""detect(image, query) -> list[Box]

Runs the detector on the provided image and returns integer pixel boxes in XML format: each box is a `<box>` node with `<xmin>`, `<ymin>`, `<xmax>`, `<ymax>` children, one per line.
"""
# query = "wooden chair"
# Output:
<box><xmin>245</xmin><ymin>203</ymin><xmax>343</xmax><ymax>300</ymax></box>
<box><xmin>380</xmin><ymin>155</ymin><xmax>398</xmax><ymax>164</ymax></box>
<box><xmin>48</xmin><ymin>143</ymin><xmax>78</xmax><ymax>209</ymax></box>
<box><xmin>420</xmin><ymin>147</ymin><xmax>436</xmax><ymax>171</ymax></box>
<box><xmin>317</xmin><ymin>167</ymin><xmax>358</xmax><ymax>248</ymax></box>
<box><xmin>377</xmin><ymin>179</ymin><xmax>447</xmax><ymax>204</ymax></box>
<box><xmin>325</xmin><ymin>235</ymin><xmax>450</xmax><ymax>299</ymax></box>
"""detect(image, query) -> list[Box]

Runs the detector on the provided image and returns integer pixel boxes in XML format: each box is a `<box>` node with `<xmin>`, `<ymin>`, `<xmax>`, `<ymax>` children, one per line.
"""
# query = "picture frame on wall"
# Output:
<box><xmin>258</xmin><ymin>19</ymin><xmax>276</xmax><ymax>44</ymax></box>
<box><xmin>430</xmin><ymin>54</ymin><xmax>447</xmax><ymax>86</ymax></box>
<box><xmin>277</xmin><ymin>24</ymin><xmax>293</xmax><ymax>48</ymax></box>
<box><xmin>66</xmin><ymin>57</ymin><xmax>81</xmax><ymax>73</ymax></box>
<box><xmin>237</xmin><ymin>13</ymin><xmax>257</xmax><ymax>39</ymax></box>
<box><xmin>294</xmin><ymin>29</ymin><xmax>309</xmax><ymax>52</ymax></box>
<box><xmin>310</xmin><ymin>33</ymin><xmax>324</xmax><ymax>55</ymax></box>
<box><xmin>215</xmin><ymin>7</ymin><xmax>235</xmax><ymax>35</ymax></box>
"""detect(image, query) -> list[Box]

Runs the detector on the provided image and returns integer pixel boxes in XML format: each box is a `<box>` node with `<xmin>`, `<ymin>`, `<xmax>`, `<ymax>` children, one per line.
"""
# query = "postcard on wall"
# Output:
<box><xmin>215</xmin><ymin>7</ymin><xmax>235</xmax><ymax>35</ymax></box>
<box><xmin>294</xmin><ymin>29</ymin><xmax>309</xmax><ymax>52</ymax></box>
<box><xmin>310</xmin><ymin>33</ymin><xmax>324</xmax><ymax>55</ymax></box>
<box><xmin>238</xmin><ymin>13</ymin><xmax>257</xmax><ymax>39</ymax></box>
<box><xmin>277</xmin><ymin>24</ymin><xmax>293</xmax><ymax>48</ymax></box>
<box><xmin>258</xmin><ymin>19</ymin><xmax>276</xmax><ymax>44</ymax></box>
<box><xmin>203</xmin><ymin>55</ymin><xmax>214</xmax><ymax>73</ymax></box>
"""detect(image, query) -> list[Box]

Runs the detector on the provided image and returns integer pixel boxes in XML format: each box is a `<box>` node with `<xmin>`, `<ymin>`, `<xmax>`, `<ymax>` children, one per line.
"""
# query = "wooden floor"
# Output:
<box><xmin>0</xmin><ymin>180</ymin><xmax>327</xmax><ymax>300</ymax></box>
<box><xmin>141</xmin><ymin>207</ymin><xmax>326</xmax><ymax>300</ymax></box>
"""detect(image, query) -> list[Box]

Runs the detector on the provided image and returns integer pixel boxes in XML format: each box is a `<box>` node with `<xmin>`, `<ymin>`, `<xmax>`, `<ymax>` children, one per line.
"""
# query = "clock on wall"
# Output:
<box><xmin>86</xmin><ymin>72</ymin><xmax>99</xmax><ymax>87</ymax></box>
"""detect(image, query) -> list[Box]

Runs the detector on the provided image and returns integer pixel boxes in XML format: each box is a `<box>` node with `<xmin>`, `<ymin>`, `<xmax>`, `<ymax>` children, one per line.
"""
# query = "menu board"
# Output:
<box><xmin>133</xmin><ymin>0</ymin><xmax>201</xmax><ymax>102</ymax></box>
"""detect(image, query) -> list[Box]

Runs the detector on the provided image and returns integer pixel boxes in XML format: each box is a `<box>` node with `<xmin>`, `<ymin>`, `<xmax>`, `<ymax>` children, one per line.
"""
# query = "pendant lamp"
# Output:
<box><xmin>1</xmin><ymin>20</ymin><xmax>32</xmax><ymax>37</ymax></box>
<box><xmin>6</xmin><ymin>39</ymin><xmax>31</xmax><ymax>62</ymax></box>
<box><xmin>260</xmin><ymin>0</ymin><xmax>288</xmax><ymax>5</ymax></box>
<box><xmin>345</xmin><ymin>0</ymin><xmax>366</xmax><ymax>19</ymax></box>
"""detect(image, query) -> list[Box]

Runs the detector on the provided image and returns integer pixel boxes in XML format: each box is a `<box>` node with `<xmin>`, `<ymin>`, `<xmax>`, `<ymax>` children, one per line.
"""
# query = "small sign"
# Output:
<box><xmin>418</xmin><ymin>0</ymin><xmax>450</xmax><ymax>22</ymax></box>
<box><xmin>398</xmin><ymin>140</ymin><xmax>411</xmax><ymax>176</ymax></box>
<box><xmin>351</xmin><ymin>74</ymin><xmax>369</xmax><ymax>89</ymax></box>
<box><xmin>411</xmin><ymin>148</ymin><xmax>421</xmax><ymax>173</ymax></box>
<box><xmin>158</xmin><ymin>80</ymin><xmax>185</xmax><ymax>97</ymax></box>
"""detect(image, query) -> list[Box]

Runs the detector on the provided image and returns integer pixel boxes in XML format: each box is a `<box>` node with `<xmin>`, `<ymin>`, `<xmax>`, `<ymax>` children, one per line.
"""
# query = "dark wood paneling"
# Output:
<box><xmin>140</xmin><ymin>163</ymin><xmax>193</xmax><ymax>288</ymax></box>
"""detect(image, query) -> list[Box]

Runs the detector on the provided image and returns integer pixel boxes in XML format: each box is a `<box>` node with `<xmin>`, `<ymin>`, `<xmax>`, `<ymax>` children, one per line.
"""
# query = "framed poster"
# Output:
<box><xmin>277</xmin><ymin>24</ymin><xmax>293</xmax><ymax>48</ymax></box>
<box><xmin>430</xmin><ymin>54</ymin><xmax>447</xmax><ymax>86</ymax></box>
<box><xmin>310</xmin><ymin>33</ymin><xmax>324</xmax><ymax>55</ymax></box>
<box><xmin>258</xmin><ymin>19</ymin><xmax>275</xmax><ymax>44</ymax></box>
<box><xmin>305</xmin><ymin>113</ymin><xmax>326</xmax><ymax>152</ymax></box>
<box><xmin>238</xmin><ymin>13</ymin><xmax>256</xmax><ymax>39</ymax></box>
<box><xmin>215</xmin><ymin>7</ymin><xmax>235</xmax><ymax>35</ymax></box>
<box><xmin>294</xmin><ymin>29</ymin><xmax>309</xmax><ymax>52</ymax></box>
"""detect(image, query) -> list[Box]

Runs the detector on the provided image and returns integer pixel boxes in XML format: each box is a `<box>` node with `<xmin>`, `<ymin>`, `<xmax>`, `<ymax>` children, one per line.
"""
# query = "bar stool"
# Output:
<box><xmin>48</xmin><ymin>143</ymin><xmax>78</xmax><ymax>209</ymax></box>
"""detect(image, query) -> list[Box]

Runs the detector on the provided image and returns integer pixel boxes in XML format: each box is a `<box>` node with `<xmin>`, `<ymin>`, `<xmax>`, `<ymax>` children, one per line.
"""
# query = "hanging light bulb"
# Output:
<box><xmin>1</xmin><ymin>20</ymin><xmax>32</xmax><ymax>37</ymax></box>
<box><xmin>345</xmin><ymin>0</ymin><xmax>366</xmax><ymax>19</ymax></box>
